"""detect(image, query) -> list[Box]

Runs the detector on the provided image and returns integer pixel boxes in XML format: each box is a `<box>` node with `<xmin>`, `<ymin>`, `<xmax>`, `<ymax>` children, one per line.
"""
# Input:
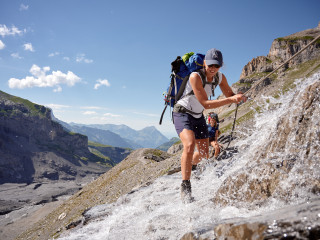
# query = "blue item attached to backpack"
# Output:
<box><xmin>185</xmin><ymin>53</ymin><xmax>205</xmax><ymax>73</ymax></box>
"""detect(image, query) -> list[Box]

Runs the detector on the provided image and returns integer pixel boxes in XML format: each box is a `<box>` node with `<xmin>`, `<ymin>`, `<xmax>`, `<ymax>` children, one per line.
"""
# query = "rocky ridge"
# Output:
<box><xmin>0</xmin><ymin>91</ymin><xmax>110</xmax><ymax>184</ymax></box>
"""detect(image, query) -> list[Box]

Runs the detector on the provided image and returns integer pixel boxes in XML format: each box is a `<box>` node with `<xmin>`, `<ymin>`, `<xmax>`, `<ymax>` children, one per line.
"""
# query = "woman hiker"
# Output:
<box><xmin>172</xmin><ymin>48</ymin><xmax>247</xmax><ymax>203</ymax></box>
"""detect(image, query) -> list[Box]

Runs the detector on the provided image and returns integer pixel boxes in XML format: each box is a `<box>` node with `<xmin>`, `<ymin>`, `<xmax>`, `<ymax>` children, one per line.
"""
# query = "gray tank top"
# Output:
<box><xmin>176</xmin><ymin>71</ymin><xmax>222</xmax><ymax>118</ymax></box>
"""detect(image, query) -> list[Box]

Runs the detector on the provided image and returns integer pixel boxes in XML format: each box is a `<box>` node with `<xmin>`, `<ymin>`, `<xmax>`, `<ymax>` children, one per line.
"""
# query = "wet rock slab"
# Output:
<box><xmin>181</xmin><ymin>197</ymin><xmax>320</xmax><ymax>240</ymax></box>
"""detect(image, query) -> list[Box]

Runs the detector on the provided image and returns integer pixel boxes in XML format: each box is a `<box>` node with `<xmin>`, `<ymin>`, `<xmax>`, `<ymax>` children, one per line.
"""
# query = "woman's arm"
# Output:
<box><xmin>219</xmin><ymin>73</ymin><xmax>235</xmax><ymax>97</ymax></box>
<box><xmin>214</xmin><ymin>129</ymin><xmax>219</xmax><ymax>142</ymax></box>
<box><xmin>220</xmin><ymin>73</ymin><xmax>247</xmax><ymax>101</ymax></box>
<box><xmin>189</xmin><ymin>73</ymin><xmax>244</xmax><ymax>109</ymax></box>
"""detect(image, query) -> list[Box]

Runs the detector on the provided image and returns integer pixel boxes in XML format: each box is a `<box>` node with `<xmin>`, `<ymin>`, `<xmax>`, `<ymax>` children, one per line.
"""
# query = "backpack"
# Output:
<box><xmin>159</xmin><ymin>52</ymin><xmax>220</xmax><ymax>125</ymax></box>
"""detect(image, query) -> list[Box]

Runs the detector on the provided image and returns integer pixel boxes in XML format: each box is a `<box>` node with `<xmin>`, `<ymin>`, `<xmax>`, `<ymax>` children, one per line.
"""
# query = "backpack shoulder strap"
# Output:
<box><xmin>183</xmin><ymin>70</ymin><xmax>206</xmax><ymax>97</ymax></box>
<box><xmin>175</xmin><ymin>74</ymin><xmax>189</xmax><ymax>104</ymax></box>
<box><xmin>198</xmin><ymin>69</ymin><xmax>207</xmax><ymax>87</ymax></box>
<box><xmin>217</xmin><ymin>72</ymin><xmax>222</xmax><ymax>85</ymax></box>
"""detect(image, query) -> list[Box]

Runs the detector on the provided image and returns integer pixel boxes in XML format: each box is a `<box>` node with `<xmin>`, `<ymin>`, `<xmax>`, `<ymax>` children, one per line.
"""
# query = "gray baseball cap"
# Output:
<box><xmin>205</xmin><ymin>48</ymin><xmax>223</xmax><ymax>67</ymax></box>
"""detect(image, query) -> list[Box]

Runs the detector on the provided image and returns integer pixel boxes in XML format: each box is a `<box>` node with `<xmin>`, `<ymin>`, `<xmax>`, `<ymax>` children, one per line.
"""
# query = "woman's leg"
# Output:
<box><xmin>193</xmin><ymin>138</ymin><xmax>209</xmax><ymax>165</ymax></box>
<box><xmin>179</xmin><ymin>128</ymin><xmax>196</xmax><ymax>180</ymax></box>
<box><xmin>214</xmin><ymin>143</ymin><xmax>220</xmax><ymax>157</ymax></box>
<box><xmin>210</xmin><ymin>141</ymin><xmax>220</xmax><ymax>158</ymax></box>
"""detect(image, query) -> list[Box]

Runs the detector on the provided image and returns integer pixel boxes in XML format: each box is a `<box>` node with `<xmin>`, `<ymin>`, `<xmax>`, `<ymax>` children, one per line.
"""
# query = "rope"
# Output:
<box><xmin>216</xmin><ymin>33</ymin><xmax>320</xmax><ymax>159</ymax></box>
<box><xmin>225</xmin><ymin>103</ymin><xmax>239</xmax><ymax>149</ymax></box>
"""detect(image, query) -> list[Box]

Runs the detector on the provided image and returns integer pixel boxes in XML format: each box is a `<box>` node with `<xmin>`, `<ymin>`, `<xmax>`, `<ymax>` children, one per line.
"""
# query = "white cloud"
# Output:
<box><xmin>76</xmin><ymin>53</ymin><xmax>93</xmax><ymax>63</ymax></box>
<box><xmin>83</xmin><ymin>111</ymin><xmax>97</xmax><ymax>115</ymax></box>
<box><xmin>132</xmin><ymin>111</ymin><xmax>158</xmax><ymax>117</ymax></box>
<box><xmin>63</xmin><ymin>56</ymin><xmax>70</xmax><ymax>61</ymax></box>
<box><xmin>53</xmin><ymin>86</ymin><xmax>62</xmax><ymax>92</ymax></box>
<box><xmin>49</xmin><ymin>52</ymin><xmax>60</xmax><ymax>57</ymax></box>
<box><xmin>80</xmin><ymin>106</ymin><xmax>105</xmax><ymax>110</ymax></box>
<box><xmin>103</xmin><ymin>113</ymin><xmax>121</xmax><ymax>117</ymax></box>
<box><xmin>8</xmin><ymin>64</ymin><xmax>81</xmax><ymax>92</ymax></box>
<box><xmin>23</xmin><ymin>43</ymin><xmax>34</xmax><ymax>52</ymax></box>
<box><xmin>0</xmin><ymin>40</ymin><xmax>5</xmax><ymax>50</ymax></box>
<box><xmin>19</xmin><ymin>4</ymin><xmax>29</xmax><ymax>11</ymax></box>
<box><xmin>11</xmin><ymin>53</ymin><xmax>23</xmax><ymax>59</ymax></box>
<box><xmin>94</xmin><ymin>79</ymin><xmax>110</xmax><ymax>90</ymax></box>
<box><xmin>0</xmin><ymin>24</ymin><xmax>25</xmax><ymax>37</ymax></box>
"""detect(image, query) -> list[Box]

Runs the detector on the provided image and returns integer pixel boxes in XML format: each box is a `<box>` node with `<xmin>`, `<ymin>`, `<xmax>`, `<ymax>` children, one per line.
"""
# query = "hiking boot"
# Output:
<box><xmin>180</xmin><ymin>180</ymin><xmax>194</xmax><ymax>203</ymax></box>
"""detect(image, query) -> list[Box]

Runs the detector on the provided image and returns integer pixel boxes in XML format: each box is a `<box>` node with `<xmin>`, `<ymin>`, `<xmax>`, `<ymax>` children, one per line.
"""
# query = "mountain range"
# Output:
<box><xmin>57</xmin><ymin>121</ymin><xmax>169</xmax><ymax>149</ymax></box>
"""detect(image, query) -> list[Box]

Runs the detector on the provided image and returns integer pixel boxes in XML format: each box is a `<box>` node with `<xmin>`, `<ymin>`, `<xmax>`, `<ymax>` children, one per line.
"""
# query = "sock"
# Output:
<box><xmin>182</xmin><ymin>180</ymin><xmax>191</xmax><ymax>185</ymax></box>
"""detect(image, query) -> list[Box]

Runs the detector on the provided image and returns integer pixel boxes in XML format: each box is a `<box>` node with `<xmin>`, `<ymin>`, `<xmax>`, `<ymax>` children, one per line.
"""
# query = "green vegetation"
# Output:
<box><xmin>88</xmin><ymin>148</ymin><xmax>113</xmax><ymax>167</ymax></box>
<box><xmin>0</xmin><ymin>108</ymin><xmax>9</xmax><ymax>117</ymax></box>
<box><xmin>145</xmin><ymin>149</ymin><xmax>164</xmax><ymax>157</ymax></box>
<box><xmin>220</xmin><ymin>107</ymin><xmax>260</xmax><ymax>134</ymax></box>
<box><xmin>88</xmin><ymin>141</ymin><xmax>113</xmax><ymax>148</ymax></box>
<box><xmin>272</xmin><ymin>57</ymin><xmax>320</xmax><ymax>98</ymax></box>
<box><xmin>88</xmin><ymin>141</ymin><xmax>132</xmax><ymax>151</ymax></box>
<box><xmin>287</xmin><ymin>57</ymin><xmax>320</xmax><ymax>79</ymax></box>
<box><xmin>68</xmin><ymin>131</ymin><xmax>79</xmax><ymax>136</ymax></box>
<box><xmin>233</xmin><ymin>82</ymin><xmax>253</xmax><ymax>88</ymax></box>
<box><xmin>266</xmin><ymin>58</ymin><xmax>273</xmax><ymax>64</ymax></box>
<box><xmin>219</xmin><ymin>108</ymin><xmax>237</xmax><ymax>120</ymax></box>
<box><xmin>276</xmin><ymin>36</ymin><xmax>315</xmax><ymax>45</ymax></box>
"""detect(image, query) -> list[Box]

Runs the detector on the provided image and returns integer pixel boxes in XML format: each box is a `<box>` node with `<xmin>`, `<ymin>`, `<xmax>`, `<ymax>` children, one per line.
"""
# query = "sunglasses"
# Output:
<box><xmin>207</xmin><ymin>64</ymin><xmax>221</xmax><ymax>68</ymax></box>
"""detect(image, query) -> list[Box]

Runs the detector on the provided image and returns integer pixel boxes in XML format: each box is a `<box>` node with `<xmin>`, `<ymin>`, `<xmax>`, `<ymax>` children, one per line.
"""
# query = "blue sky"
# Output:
<box><xmin>0</xmin><ymin>0</ymin><xmax>319</xmax><ymax>139</ymax></box>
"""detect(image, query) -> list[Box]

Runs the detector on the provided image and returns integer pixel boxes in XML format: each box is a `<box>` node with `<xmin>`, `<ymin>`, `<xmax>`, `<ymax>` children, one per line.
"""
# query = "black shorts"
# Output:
<box><xmin>173</xmin><ymin>112</ymin><xmax>209</xmax><ymax>139</ymax></box>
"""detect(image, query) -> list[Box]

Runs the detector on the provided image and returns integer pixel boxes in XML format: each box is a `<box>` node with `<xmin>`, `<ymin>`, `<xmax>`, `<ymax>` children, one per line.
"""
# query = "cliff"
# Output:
<box><xmin>237</xmin><ymin>23</ymin><xmax>320</xmax><ymax>94</ymax></box>
<box><xmin>0</xmin><ymin>91</ymin><xmax>110</xmax><ymax>184</ymax></box>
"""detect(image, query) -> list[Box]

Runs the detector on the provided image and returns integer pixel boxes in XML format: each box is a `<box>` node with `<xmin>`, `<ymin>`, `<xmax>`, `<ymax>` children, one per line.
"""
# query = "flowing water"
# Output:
<box><xmin>59</xmin><ymin>72</ymin><xmax>320</xmax><ymax>240</ymax></box>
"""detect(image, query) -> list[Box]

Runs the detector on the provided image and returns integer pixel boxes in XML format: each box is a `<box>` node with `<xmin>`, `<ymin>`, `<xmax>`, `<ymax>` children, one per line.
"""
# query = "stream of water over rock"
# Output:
<box><xmin>58</xmin><ymin>72</ymin><xmax>320</xmax><ymax>240</ymax></box>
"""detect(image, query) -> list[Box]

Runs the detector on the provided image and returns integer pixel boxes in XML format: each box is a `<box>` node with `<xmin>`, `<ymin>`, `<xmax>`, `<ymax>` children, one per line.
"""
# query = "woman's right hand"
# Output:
<box><xmin>230</xmin><ymin>93</ymin><xmax>246</xmax><ymax>104</ymax></box>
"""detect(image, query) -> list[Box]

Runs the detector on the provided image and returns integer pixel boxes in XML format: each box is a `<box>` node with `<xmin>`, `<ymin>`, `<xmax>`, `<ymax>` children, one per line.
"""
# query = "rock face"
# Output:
<box><xmin>242</xmin><ymin>25</ymin><xmax>320</xmax><ymax>80</ymax></box>
<box><xmin>268</xmin><ymin>26</ymin><xmax>320</xmax><ymax>66</ymax></box>
<box><xmin>236</xmin><ymin>25</ymin><xmax>320</xmax><ymax>95</ymax></box>
<box><xmin>239</xmin><ymin>56</ymin><xmax>273</xmax><ymax>80</ymax></box>
<box><xmin>0</xmin><ymin>91</ymin><xmax>108</xmax><ymax>183</ymax></box>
